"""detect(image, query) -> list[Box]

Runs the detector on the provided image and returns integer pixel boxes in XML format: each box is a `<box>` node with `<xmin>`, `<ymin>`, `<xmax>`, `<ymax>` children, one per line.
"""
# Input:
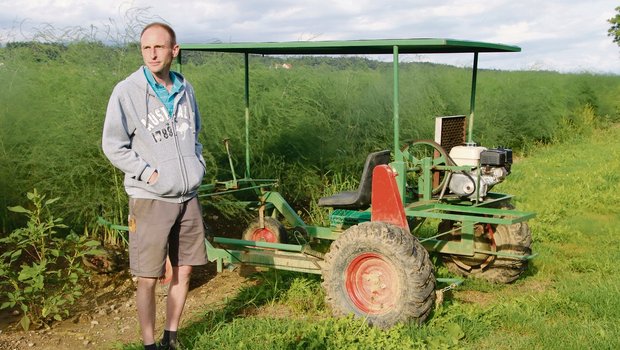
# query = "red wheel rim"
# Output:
<box><xmin>345</xmin><ymin>253</ymin><xmax>398</xmax><ymax>314</ymax></box>
<box><xmin>485</xmin><ymin>223</ymin><xmax>497</xmax><ymax>250</ymax></box>
<box><xmin>251</xmin><ymin>227</ymin><xmax>277</xmax><ymax>242</ymax></box>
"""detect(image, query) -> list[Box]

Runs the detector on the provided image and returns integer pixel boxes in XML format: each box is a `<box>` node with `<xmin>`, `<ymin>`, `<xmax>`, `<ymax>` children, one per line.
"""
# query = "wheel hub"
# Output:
<box><xmin>250</xmin><ymin>227</ymin><xmax>276</xmax><ymax>242</ymax></box>
<box><xmin>345</xmin><ymin>253</ymin><xmax>399</xmax><ymax>314</ymax></box>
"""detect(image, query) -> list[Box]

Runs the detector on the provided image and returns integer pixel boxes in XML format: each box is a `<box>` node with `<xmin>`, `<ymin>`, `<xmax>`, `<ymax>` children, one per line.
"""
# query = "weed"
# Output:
<box><xmin>0</xmin><ymin>189</ymin><xmax>104</xmax><ymax>330</ymax></box>
<box><xmin>283</xmin><ymin>276</ymin><xmax>325</xmax><ymax>313</ymax></box>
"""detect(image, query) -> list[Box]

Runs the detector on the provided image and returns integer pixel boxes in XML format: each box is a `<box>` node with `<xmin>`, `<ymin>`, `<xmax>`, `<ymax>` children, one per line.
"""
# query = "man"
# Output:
<box><xmin>102</xmin><ymin>22</ymin><xmax>207</xmax><ymax>350</ymax></box>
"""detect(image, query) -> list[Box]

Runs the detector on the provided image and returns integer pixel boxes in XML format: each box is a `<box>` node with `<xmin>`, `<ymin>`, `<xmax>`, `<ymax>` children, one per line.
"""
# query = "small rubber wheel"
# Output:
<box><xmin>242</xmin><ymin>217</ymin><xmax>288</xmax><ymax>244</ymax></box>
<box><xmin>438</xmin><ymin>207</ymin><xmax>532</xmax><ymax>283</ymax></box>
<box><xmin>322</xmin><ymin>221</ymin><xmax>435</xmax><ymax>328</ymax></box>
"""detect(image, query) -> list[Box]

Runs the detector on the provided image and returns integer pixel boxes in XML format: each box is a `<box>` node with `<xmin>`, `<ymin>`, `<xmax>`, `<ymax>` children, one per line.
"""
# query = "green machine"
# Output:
<box><xmin>176</xmin><ymin>39</ymin><xmax>534</xmax><ymax>328</ymax></box>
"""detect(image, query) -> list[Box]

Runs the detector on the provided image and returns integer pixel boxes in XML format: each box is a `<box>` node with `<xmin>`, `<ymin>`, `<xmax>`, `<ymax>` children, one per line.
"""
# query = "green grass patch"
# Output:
<box><xmin>116</xmin><ymin>127</ymin><xmax>620</xmax><ymax>350</ymax></box>
<box><xmin>476</xmin><ymin>126</ymin><xmax>620</xmax><ymax>349</ymax></box>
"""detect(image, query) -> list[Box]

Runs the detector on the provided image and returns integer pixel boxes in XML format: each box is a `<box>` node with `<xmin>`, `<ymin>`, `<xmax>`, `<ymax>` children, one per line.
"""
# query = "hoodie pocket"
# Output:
<box><xmin>183</xmin><ymin>155</ymin><xmax>206</xmax><ymax>193</ymax></box>
<box><xmin>149</xmin><ymin>159</ymin><xmax>181</xmax><ymax>196</ymax></box>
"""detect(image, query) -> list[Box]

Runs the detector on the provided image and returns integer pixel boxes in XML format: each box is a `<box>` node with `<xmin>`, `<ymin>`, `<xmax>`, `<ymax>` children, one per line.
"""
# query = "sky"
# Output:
<box><xmin>0</xmin><ymin>0</ymin><xmax>619</xmax><ymax>74</ymax></box>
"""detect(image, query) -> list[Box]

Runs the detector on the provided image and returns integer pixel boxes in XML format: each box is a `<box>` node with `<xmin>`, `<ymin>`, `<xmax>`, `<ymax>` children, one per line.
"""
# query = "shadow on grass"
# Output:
<box><xmin>176</xmin><ymin>269</ymin><xmax>303</xmax><ymax>349</ymax></box>
<box><xmin>119</xmin><ymin>268</ymin><xmax>299</xmax><ymax>349</ymax></box>
<box><xmin>120</xmin><ymin>255</ymin><xmax>540</xmax><ymax>349</ymax></box>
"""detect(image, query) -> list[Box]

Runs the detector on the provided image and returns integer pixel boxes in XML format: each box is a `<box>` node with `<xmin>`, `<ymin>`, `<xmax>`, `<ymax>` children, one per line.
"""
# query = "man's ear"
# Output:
<box><xmin>172</xmin><ymin>43</ymin><xmax>180</xmax><ymax>58</ymax></box>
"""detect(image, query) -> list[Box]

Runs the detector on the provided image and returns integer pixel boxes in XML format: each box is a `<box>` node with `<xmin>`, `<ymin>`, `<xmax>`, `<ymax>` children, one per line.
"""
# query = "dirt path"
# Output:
<box><xmin>0</xmin><ymin>264</ymin><xmax>250</xmax><ymax>350</ymax></box>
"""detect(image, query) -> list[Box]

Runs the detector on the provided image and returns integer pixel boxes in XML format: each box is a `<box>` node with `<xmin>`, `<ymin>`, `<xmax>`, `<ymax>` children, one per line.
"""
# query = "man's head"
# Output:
<box><xmin>140</xmin><ymin>22</ymin><xmax>179</xmax><ymax>78</ymax></box>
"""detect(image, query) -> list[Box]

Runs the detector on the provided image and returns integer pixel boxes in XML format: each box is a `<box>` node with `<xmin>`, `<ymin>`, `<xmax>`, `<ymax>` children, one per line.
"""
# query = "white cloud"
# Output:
<box><xmin>427</xmin><ymin>1</ymin><xmax>490</xmax><ymax>17</ymax></box>
<box><xmin>0</xmin><ymin>0</ymin><xmax>618</xmax><ymax>73</ymax></box>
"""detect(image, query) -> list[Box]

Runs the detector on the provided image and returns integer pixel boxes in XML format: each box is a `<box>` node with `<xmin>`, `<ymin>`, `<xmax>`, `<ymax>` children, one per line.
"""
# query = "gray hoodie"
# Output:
<box><xmin>102</xmin><ymin>67</ymin><xmax>206</xmax><ymax>203</ymax></box>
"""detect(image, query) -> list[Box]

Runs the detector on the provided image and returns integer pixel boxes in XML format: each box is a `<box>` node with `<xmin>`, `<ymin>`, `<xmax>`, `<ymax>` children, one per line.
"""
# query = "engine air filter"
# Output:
<box><xmin>434</xmin><ymin>115</ymin><xmax>466</xmax><ymax>153</ymax></box>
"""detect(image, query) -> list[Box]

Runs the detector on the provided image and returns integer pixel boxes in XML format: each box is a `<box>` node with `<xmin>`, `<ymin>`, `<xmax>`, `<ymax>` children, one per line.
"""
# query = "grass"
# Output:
<box><xmin>123</xmin><ymin>127</ymin><xmax>620</xmax><ymax>349</ymax></box>
<box><xmin>482</xmin><ymin>125</ymin><xmax>620</xmax><ymax>349</ymax></box>
<box><xmin>116</xmin><ymin>126</ymin><xmax>620</xmax><ymax>349</ymax></box>
<box><xmin>0</xmin><ymin>40</ymin><xmax>619</xmax><ymax>348</ymax></box>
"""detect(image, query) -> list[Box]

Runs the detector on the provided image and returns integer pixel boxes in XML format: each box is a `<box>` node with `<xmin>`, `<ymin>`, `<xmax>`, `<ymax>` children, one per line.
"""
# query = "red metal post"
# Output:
<box><xmin>370</xmin><ymin>165</ymin><xmax>409</xmax><ymax>233</ymax></box>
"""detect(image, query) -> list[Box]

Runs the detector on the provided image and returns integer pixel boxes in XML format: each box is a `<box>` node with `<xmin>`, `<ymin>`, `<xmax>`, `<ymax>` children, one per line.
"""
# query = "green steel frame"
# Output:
<box><xmin>174</xmin><ymin>38</ymin><xmax>531</xmax><ymax>274</ymax></box>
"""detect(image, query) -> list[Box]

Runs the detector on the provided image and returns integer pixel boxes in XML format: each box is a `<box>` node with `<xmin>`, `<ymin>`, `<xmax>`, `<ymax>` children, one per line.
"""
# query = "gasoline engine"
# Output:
<box><xmin>447</xmin><ymin>145</ymin><xmax>513</xmax><ymax>200</ymax></box>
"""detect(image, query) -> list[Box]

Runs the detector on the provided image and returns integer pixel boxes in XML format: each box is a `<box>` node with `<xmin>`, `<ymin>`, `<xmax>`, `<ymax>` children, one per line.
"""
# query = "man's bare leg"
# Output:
<box><xmin>165</xmin><ymin>265</ymin><xmax>192</xmax><ymax>331</ymax></box>
<box><xmin>136</xmin><ymin>277</ymin><xmax>158</xmax><ymax>345</ymax></box>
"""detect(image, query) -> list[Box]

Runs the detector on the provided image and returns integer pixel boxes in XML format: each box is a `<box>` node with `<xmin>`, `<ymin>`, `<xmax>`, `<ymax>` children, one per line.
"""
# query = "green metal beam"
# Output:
<box><xmin>244</xmin><ymin>53</ymin><xmax>251</xmax><ymax>178</ymax></box>
<box><xmin>205</xmin><ymin>239</ymin><xmax>323</xmax><ymax>274</ymax></box>
<box><xmin>393</xmin><ymin>45</ymin><xmax>400</xmax><ymax>159</ymax></box>
<box><xmin>468</xmin><ymin>52</ymin><xmax>479</xmax><ymax>144</ymax></box>
<box><xmin>421</xmin><ymin>220</ymin><xmax>475</xmax><ymax>255</ymax></box>
<box><xmin>262</xmin><ymin>191</ymin><xmax>306</xmax><ymax>228</ymax></box>
<box><xmin>214</xmin><ymin>237</ymin><xmax>304</xmax><ymax>252</ymax></box>
<box><xmin>304</xmin><ymin>225</ymin><xmax>341</xmax><ymax>240</ymax></box>
<box><xmin>97</xmin><ymin>216</ymin><xmax>128</xmax><ymax>231</ymax></box>
<box><xmin>180</xmin><ymin>38</ymin><xmax>521</xmax><ymax>55</ymax></box>
<box><xmin>404</xmin><ymin>202</ymin><xmax>535</xmax><ymax>224</ymax></box>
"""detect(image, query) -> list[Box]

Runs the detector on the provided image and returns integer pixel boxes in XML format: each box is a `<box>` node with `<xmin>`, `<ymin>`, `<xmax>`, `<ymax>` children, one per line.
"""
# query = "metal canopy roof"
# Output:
<box><xmin>180</xmin><ymin>38</ymin><xmax>520</xmax><ymax>55</ymax></box>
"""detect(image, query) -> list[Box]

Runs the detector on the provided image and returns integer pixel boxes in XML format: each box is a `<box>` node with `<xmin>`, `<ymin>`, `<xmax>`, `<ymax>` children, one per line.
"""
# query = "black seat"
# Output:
<box><xmin>318</xmin><ymin>150</ymin><xmax>391</xmax><ymax>210</ymax></box>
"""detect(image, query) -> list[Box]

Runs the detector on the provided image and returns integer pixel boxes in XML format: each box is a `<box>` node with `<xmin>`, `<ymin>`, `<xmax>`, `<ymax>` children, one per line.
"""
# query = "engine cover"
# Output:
<box><xmin>449</xmin><ymin>167</ymin><xmax>509</xmax><ymax>200</ymax></box>
<box><xmin>480</xmin><ymin>147</ymin><xmax>513</xmax><ymax>170</ymax></box>
<box><xmin>449</xmin><ymin>173</ymin><xmax>479</xmax><ymax>197</ymax></box>
<box><xmin>449</xmin><ymin>145</ymin><xmax>487</xmax><ymax>166</ymax></box>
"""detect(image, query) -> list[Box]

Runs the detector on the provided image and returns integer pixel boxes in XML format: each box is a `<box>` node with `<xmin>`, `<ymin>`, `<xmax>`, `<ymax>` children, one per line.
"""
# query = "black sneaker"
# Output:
<box><xmin>159</xmin><ymin>339</ymin><xmax>179</xmax><ymax>350</ymax></box>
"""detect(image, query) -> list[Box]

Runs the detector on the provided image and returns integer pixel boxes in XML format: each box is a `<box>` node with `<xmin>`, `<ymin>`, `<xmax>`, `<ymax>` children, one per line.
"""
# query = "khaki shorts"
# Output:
<box><xmin>128</xmin><ymin>197</ymin><xmax>207</xmax><ymax>278</ymax></box>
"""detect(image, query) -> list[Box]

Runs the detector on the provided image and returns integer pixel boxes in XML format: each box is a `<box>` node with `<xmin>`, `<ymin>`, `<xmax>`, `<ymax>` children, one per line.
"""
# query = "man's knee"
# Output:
<box><xmin>137</xmin><ymin>276</ymin><xmax>159</xmax><ymax>290</ymax></box>
<box><xmin>173</xmin><ymin>265</ymin><xmax>192</xmax><ymax>282</ymax></box>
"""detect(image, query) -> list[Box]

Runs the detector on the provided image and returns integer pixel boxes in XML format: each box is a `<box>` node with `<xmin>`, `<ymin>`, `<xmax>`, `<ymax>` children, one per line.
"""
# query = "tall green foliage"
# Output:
<box><xmin>0</xmin><ymin>43</ymin><xmax>619</xmax><ymax>233</ymax></box>
<box><xmin>0</xmin><ymin>42</ymin><xmax>140</xmax><ymax>232</ymax></box>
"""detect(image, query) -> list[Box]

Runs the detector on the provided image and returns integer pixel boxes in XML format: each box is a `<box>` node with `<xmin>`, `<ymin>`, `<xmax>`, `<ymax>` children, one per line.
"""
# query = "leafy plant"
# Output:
<box><xmin>283</xmin><ymin>276</ymin><xmax>325</xmax><ymax>313</ymax></box>
<box><xmin>0</xmin><ymin>189</ymin><xmax>103</xmax><ymax>330</ymax></box>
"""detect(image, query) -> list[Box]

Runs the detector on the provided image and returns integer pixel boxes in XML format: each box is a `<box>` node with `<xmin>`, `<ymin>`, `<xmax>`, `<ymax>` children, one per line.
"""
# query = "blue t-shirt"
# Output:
<box><xmin>143</xmin><ymin>67</ymin><xmax>183</xmax><ymax>118</ymax></box>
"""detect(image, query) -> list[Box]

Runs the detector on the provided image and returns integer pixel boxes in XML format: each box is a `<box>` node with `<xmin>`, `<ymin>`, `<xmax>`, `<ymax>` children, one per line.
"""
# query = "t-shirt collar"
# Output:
<box><xmin>143</xmin><ymin>67</ymin><xmax>183</xmax><ymax>95</ymax></box>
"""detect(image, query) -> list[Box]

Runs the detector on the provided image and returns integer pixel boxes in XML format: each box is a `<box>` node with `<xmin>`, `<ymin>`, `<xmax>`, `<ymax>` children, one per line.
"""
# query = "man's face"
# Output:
<box><xmin>140</xmin><ymin>26</ymin><xmax>179</xmax><ymax>76</ymax></box>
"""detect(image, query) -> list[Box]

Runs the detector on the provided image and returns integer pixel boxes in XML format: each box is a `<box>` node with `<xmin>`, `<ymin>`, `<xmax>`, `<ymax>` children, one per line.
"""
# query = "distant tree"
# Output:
<box><xmin>609</xmin><ymin>6</ymin><xmax>620</xmax><ymax>46</ymax></box>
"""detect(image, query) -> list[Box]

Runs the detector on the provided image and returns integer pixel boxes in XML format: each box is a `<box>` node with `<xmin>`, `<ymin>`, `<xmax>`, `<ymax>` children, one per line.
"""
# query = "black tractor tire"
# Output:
<box><xmin>438</xmin><ymin>215</ymin><xmax>532</xmax><ymax>284</ymax></box>
<box><xmin>321</xmin><ymin>221</ymin><xmax>435</xmax><ymax>328</ymax></box>
<box><xmin>242</xmin><ymin>217</ymin><xmax>288</xmax><ymax>244</ymax></box>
